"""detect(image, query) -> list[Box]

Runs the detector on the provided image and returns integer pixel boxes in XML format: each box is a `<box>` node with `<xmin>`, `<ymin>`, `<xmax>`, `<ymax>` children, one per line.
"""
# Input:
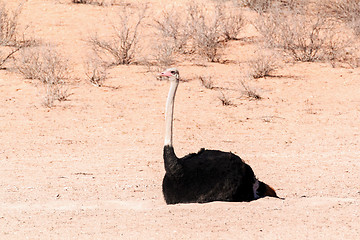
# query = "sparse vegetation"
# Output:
<box><xmin>240</xmin><ymin>0</ymin><xmax>299</xmax><ymax>13</ymax></box>
<box><xmin>199</xmin><ymin>75</ymin><xmax>215</xmax><ymax>89</ymax></box>
<box><xmin>85</xmin><ymin>57</ymin><xmax>108</xmax><ymax>87</ymax></box>
<box><xmin>0</xmin><ymin>1</ymin><xmax>34</xmax><ymax>68</ymax></box>
<box><xmin>325</xmin><ymin>0</ymin><xmax>360</xmax><ymax>36</ymax></box>
<box><xmin>88</xmin><ymin>6</ymin><xmax>146</xmax><ymax>66</ymax></box>
<box><xmin>218</xmin><ymin>91</ymin><xmax>235</xmax><ymax>106</ymax></box>
<box><xmin>0</xmin><ymin>1</ymin><xmax>23</xmax><ymax>46</ymax></box>
<box><xmin>248</xmin><ymin>52</ymin><xmax>277</xmax><ymax>78</ymax></box>
<box><xmin>1</xmin><ymin>0</ymin><xmax>359</xmax><ymax>108</ymax></box>
<box><xmin>187</xmin><ymin>2</ymin><xmax>224</xmax><ymax>62</ymax></box>
<box><xmin>154</xmin><ymin>6</ymin><xmax>189</xmax><ymax>53</ymax></box>
<box><xmin>151</xmin><ymin>1</ymin><xmax>245</xmax><ymax>64</ymax></box>
<box><xmin>254</xmin><ymin>4</ymin><xmax>358</xmax><ymax>65</ymax></box>
<box><xmin>16</xmin><ymin>46</ymin><xmax>71</xmax><ymax>107</ymax></box>
<box><xmin>216</xmin><ymin>3</ymin><xmax>245</xmax><ymax>41</ymax></box>
<box><xmin>72</xmin><ymin>0</ymin><xmax>123</xmax><ymax>6</ymax></box>
<box><xmin>43</xmin><ymin>79</ymin><xmax>70</xmax><ymax>108</ymax></box>
<box><xmin>16</xmin><ymin>46</ymin><xmax>69</xmax><ymax>83</ymax></box>
<box><xmin>152</xmin><ymin>41</ymin><xmax>176</xmax><ymax>69</ymax></box>
<box><xmin>185</xmin><ymin>1</ymin><xmax>245</xmax><ymax>62</ymax></box>
<box><xmin>240</xmin><ymin>79</ymin><xmax>262</xmax><ymax>100</ymax></box>
<box><xmin>240</xmin><ymin>0</ymin><xmax>273</xmax><ymax>13</ymax></box>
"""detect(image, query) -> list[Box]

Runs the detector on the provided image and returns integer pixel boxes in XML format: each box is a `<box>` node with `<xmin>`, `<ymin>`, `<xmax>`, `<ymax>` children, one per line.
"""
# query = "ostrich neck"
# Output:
<box><xmin>164</xmin><ymin>79</ymin><xmax>179</xmax><ymax>147</ymax></box>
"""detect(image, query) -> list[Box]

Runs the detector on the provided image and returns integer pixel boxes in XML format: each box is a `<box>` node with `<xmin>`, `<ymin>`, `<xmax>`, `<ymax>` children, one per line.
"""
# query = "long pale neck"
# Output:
<box><xmin>164</xmin><ymin>79</ymin><xmax>179</xmax><ymax>146</ymax></box>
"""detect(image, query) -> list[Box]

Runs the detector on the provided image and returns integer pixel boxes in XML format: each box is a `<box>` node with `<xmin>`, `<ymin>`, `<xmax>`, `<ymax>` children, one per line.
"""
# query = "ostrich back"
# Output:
<box><xmin>162</xmin><ymin>148</ymin><xmax>256</xmax><ymax>204</ymax></box>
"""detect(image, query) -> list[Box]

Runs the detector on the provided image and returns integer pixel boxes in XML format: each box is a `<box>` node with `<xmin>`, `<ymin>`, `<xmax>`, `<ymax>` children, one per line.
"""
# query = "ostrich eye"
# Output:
<box><xmin>170</xmin><ymin>71</ymin><xmax>176</xmax><ymax>74</ymax></box>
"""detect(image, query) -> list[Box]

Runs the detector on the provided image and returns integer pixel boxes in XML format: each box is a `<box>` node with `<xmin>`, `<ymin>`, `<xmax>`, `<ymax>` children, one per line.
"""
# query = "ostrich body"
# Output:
<box><xmin>161</xmin><ymin>68</ymin><xmax>278</xmax><ymax>204</ymax></box>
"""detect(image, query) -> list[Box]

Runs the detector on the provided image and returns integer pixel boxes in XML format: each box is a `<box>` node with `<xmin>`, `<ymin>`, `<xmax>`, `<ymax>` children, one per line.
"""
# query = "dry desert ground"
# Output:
<box><xmin>0</xmin><ymin>0</ymin><xmax>359</xmax><ymax>239</ymax></box>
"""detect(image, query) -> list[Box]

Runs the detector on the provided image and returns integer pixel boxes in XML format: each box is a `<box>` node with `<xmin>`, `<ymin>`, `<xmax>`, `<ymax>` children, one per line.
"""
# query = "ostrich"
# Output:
<box><xmin>161</xmin><ymin>67</ymin><xmax>278</xmax><ymax>204</ymax></box>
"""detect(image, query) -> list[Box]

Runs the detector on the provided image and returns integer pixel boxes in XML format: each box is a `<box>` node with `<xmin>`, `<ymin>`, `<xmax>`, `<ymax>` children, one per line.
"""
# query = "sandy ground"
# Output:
<box><xmin>0</xmin><ymin>0</ymin><xmax>359</xmax><ymax>239</ymax></box>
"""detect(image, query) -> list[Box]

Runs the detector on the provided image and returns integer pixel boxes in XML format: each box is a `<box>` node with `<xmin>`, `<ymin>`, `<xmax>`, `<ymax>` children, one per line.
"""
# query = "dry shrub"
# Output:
<box><xmin>187</xmin><ymin>2</ymin><xmax>224</xmax><ymax>62</ymax></box>
<box><xmin>0</xmin><ymin>1</ymin><xmax>34</xmax><ymax>68</ymax></box>
<box><xmin>240</xmin><ymin>79</ymin><xmax>262</xmax><ymax>100</ymax></box>
<box><xmin>150</xmin><ymin>5</ymin><xmax>190</xmax><ymax>68</ymax></box>
<box><xmin>152</xmin><ymin>41</ymin><xmax>176</xmax><ymax>69</ymax></box>
<box><xmin>88</xmin><ymin>6</ymin><xmax>146</xmax><ymax>66</ymax></box>
<box><xmin>0</xmin><ymin>1</ymin><xmax>23</xmax><ymax>46</ymax></box>
<box><xmin>216</xmin><ymin>3</ymin><xmax>245</xmax><ymax>41</ymax></box>
<box><xmin>72</xmin><ymin>0</ymin><xmax>123</xmax><ymax>6</ymax></box>
<box><xmin>186</xmin><ymin>1</ymin><xmax>245</xmax><ymax>62</ymax></box>
<box><xmin>85</xmin><ymin>57</ymin><xmax>107</xmax><ymax>87</ymax></box>
<box><xmin>16</xmin><ymin>46</ymin><xmax>71</xmax><ymax>107</ymax></box>
<box><xmin>199</xmin><ymin>75</ymin><xmax>215</xmax><ymax>89</ymax></box>
<box><xmin>16</xmin><ymin>46</ymin><xmax>69</xmax><ymax>83</ymax></box>
<box><xmin>324</xmin><ymin>0</ymin><xmax>360</xmax><ymax>36</ymax></box>
<box><xmin>254</xmin><ymin>5</ymin><xmax>358</xmax><ymax>65</ymax></box>
<box><xmin>248</xmin><ymin>51</ymin><xmax>277</xmax><ymax>78</ymax></box>
<box><xmin>154</xmin><ymin>5</ymin><xmax>189</xmax><ymax>53</ymax></box>
<box><xmin>240</xmin><ymin>0</ymin><xmax>273</xmax><ymax>13</ymax></box>
<box><xmin>323</xmin><ymin>31</ymin><xmax>359</xmax><ymax>68</ymax></box>
<box><xmin>152</xmin><ymin>1</ymin><xmax>245</xmax><ymax>63</ymax></box>
<box><xmin>254</xmin><ymin>7</ymin><xmax>327</xmax><ymax>62</ymax></box>
<box><xmin>218</xmin><ymin>91</ymin><xmax>235</xmax><ymax>106</ymax></box>
<box><xmin>43</xmin><ymin>80</ymin><xmax>70</xmax><ymax>108</ymax></box>
<box><xmin>240</xmin><ymin>0</ymin><xmax>299</xmax><ymax>13</ymax></box>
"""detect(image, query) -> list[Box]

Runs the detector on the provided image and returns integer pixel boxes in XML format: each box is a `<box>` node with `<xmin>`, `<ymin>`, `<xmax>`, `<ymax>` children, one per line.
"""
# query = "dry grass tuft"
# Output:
<box><xmin>218</xmin><ymin>91</ymin><xmax>235</xmax><ymax>106</ymax></box>
<box><xmin>240</xmin><ymin>79</ymin><xmax>262</xmax><ymax>100</ymax></box>
<box><xmin>248</xmin><ymin>51</ymin><xmax>277</xmax><ymax>78</ymax></box>
<box><xmin>199</xmin><ymin>75</ymin><xmax>215</xmax><ymax>89</ymax></box>
<box><xmin>85</xmin><ymin>57</ymin><xmax>108</xmax><ymax>87</ymax></box>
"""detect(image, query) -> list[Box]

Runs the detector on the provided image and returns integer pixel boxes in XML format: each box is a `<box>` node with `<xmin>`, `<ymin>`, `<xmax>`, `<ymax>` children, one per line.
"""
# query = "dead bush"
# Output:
<box><xmin>16</xmin><ymin>46</ymin><xmax>69</xmax><ymax>83</ymax></box>
<box><xmin>152</xmin><ymin>2</ymin><xmax>244</xmax><ymax>63</ymax></box>
<box><xmin>43</xmin><ymin>80</ymin><xmax>70</xmax><ymax>108</ymax></box>
<box><xmin>88</xmin><ymin>6</ymin><xmax>146</xmax><ymax>66</ymax></box>
<box><xmin>240</xmin><ymin>0</ymin><xmax>299</xmax><ymax>13</ymax></box>
<box><xmin>199</xmin><ymin>75</ymin><xmax>215</xmax><ymax>89</ymax></box>
<box><xmin>152</xmin><ymin>41</ymin><xmax>176</xmax><ymax>69</ymax></box>
<box><xmin>324</xmin><ymin>0</ymin><xmax>360</xmax><ymax>36</ymax></box>
<box><xmin>187</xmin><ymin>2</ymin><xmax>224</xmax><ymax>62</ymax></box>
<box><xmin>154</xmin><ymin>5</ymin><xmax>189</xmax><ymax>53</ymax></box>
<box><xmin>85</xmin><ymin>57</ymin><xmax>108</xmax><ymax>87</ymax></box>
<box><xmin>72</xmin><ymin>0</ymin><xmax>123</xmax><ymax>6</ymax></box>
<box><xmin>185</xmin><ymin>1</ymin><xmax>246</xmax><ymax>62</ymax></box>
<box><xmin>0</xmin><ymin>42</ymin><xmax>30</xmax><ymax>68</ymax></box>
<box><xmin>324</xmin><ymin>31</ymin><xmax>359</xmax><ymax>68</ymax></box>
<box><xmin>218</xmin><ymin>91</ymin><xmax>235</xmax><ymax>106</ymax></box>
<box><xmin>0</xmin><ymin>1</ymin><xmax>34</xmax><ymax>68</ymax></box>
<box><xmin>248</xmin><ymin>51</ymin><xmax>277</xmax><ymax>78</ymax></box>
<box><xmin>240</xmin><ymin>0</ymin><xmax>273</xmax><ymax>13</ymax></box>
<box><xmin>254</xmin><ymin>7</ymin><xmax>326</xmax><ymax>61</ymax></box>
<box><xmin>16</xmin><ymin>46</ymin><xmax>71</xmax><ymax>107</ymax></box>
<box><xmin>254</xmin><ymin>6</ymin><xmax>356</xmax><ymax>64</ymax></box>
<box><xmin>0</xmin><ymin>1</ymin><xmax>23</xmax><ymax>46</ymax></box>
<box><xmin>240</xmin><ymin>79</ymin><xmax>262</xmax><ymax>100</ymax></box>
<box><xmin>217</xmin><ymin>4</ymin><xmax>245</xmax><ymax>41</ymax></box>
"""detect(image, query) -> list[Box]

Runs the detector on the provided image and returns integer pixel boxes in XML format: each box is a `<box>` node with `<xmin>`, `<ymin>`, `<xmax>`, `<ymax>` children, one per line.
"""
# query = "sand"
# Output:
<box><xmin>0</xmin><ymin>0</ymin><xmax>359</xmax><ymax>239</ymax></box>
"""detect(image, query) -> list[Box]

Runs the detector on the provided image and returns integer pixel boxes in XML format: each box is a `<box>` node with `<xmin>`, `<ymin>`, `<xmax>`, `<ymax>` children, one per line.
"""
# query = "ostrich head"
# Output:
<box><xmin>160</xmin><ymin>68</ymin><xmax>179</xmax><ymax>81</ymax></box>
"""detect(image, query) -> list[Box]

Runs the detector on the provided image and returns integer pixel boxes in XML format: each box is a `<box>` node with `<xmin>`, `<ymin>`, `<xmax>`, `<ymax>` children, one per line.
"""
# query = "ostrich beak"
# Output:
<box><xmin>160</xmin><ymin>71</ymin><xmax>172</xmax><ymax>77</ymax></box>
